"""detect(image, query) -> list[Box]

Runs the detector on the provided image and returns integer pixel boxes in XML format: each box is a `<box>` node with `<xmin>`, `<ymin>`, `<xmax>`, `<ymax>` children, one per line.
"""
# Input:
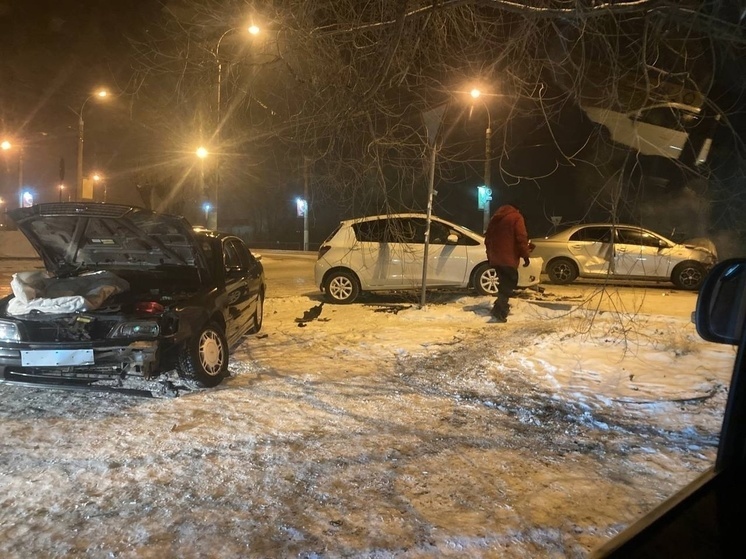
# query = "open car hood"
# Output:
<box><xmin>9</xmin><ymin>203</ymin><xmax>205</xmax><ymax>277</ymax></box>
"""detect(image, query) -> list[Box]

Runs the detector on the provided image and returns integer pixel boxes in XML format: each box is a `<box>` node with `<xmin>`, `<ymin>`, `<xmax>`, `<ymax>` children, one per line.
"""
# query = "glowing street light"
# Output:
<box><xmin>75</xmin><ymin>87</ymin><xmax>109</xmax><ymax>201</ymax></box>
<box><xmin>92</xmin><ymin>173</ymin><xmax>107</xmax><ymax>202</ymax></box>
<box><xmin>202</xmin><ymin>202</ymin><xmax>212</xmax><ymax>224</ymax></box>
<box><xmin>196</xmin><ymin>146</ymin><xmax>208</xmax><ymax>159</ymax></box>
<box><xmin>1</xmin><ymin>139</ymin><xmax>24</xmax><ymax>208</ymax></box>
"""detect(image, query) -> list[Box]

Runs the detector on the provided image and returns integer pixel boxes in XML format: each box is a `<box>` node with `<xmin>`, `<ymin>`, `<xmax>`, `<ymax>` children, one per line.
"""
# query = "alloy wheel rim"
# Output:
<box><xmin>481</xmin><ymin>270</ymin><xmax>499</xmax><ymax>294</ymax></box>
<box><xmin>330</xmin><ymin>277</ymin><xmax>353</xmax><ymax>300</ymax></box>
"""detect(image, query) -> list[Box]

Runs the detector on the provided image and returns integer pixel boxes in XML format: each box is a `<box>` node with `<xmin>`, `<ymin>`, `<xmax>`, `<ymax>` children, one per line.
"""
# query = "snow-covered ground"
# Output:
<box><xmin>0</xmin><ymin>253</ymin><xmax>737</xmax><ymax>558</ymax></box>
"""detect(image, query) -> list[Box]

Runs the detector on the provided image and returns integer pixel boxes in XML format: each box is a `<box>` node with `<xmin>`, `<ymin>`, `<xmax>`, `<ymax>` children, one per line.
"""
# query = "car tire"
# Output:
<box><xmin>671</xmin><ymin>261</ymin><xmax>706</xmax><ymax>290</ymax></box>
<box><xmin>177</xmin><ymin>322</ymin><xmax>228</xmax><ymax>387</ymax></box>
<box><xmin>323</xmin><ymin>270</ymin><xmax>360</xmax><ymax>304</ymax></box>
<box><xmin>473</xmin><ymin>262</ymin><xmax>499</xmax><ymax>296</ymax></box>
<box><xmin>247</xmin><ymin>291</ymin><xmax>264</xmax><ymax>334</ymax></box>
<box><xmin>546</xmin><ymin>257</ymin><xmax>578</xmax><ymax>284</ymax></box>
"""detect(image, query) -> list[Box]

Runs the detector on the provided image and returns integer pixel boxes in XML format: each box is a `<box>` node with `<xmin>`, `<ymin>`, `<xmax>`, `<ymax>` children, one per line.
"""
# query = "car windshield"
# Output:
<box><xmin>0</xmin><ymin>3</ymin><xmax>743</xmax><ymax>557</ymax></box>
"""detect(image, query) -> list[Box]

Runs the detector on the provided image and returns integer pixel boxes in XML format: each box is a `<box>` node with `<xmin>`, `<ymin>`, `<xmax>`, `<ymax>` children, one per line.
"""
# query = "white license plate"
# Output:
<box><xmin>21</xmin><ymin>349</ymin><xmax>95</xmax><ymax>367</ymax></box>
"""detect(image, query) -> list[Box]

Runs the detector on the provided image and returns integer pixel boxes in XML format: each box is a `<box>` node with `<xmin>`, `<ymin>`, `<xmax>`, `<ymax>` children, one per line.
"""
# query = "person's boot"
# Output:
<box><xmin>490</xmin><ymin>299</ymin><xmax>508</xmax><ymax>323</ymax></box>
<box><xmin>497</xmin><ymin>294</ymin><xmax>511</xmax><ymax>318</ymax></box>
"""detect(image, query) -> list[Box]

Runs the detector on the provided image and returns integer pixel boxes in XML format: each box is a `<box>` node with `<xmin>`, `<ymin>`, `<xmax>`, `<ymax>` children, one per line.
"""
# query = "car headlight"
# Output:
<box><xmin>0</xmin><ymin>320</ymin><xmax>21</xmax><ymax>342</ymax></box>
<box><xmin>109</xmin><ymin>320</ymin><xmax>161</xmax><ymax>339</ymax></box>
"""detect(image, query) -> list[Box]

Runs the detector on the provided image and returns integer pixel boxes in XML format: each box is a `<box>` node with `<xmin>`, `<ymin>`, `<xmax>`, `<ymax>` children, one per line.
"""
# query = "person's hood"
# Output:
<box><xmin>492</xmin><ymin>205</ymin><xmax>519</xmax><ymax>222</ymax></box>
<box><xmin>9</xmin><ymin>203</ymin><xmax>206</xmax><ymax>277</ymax></box>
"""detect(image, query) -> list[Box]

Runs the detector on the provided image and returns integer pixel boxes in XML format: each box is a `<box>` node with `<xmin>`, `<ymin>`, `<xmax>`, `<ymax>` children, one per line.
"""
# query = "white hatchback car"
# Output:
<box><xmin>530</xmin><ymin>223</ymin><xmax>717</xmax><ymax>290</ymax></box>
<box><xmin>315</xmin><ymin>213</ymin><xmax>543</xmax><ymax>304</ymax></box>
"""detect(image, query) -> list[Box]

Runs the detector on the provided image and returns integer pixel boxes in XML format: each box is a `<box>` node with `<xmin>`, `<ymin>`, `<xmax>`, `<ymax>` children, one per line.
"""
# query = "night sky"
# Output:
<box><xmin>1</xmin><ymin>2</ymin><xmax>743</xmax><ymax>250</ymax></box>
<box><xmin>0</xmin><ymin>1</ymin><xmax>159</xmax><ymax>208</ymax></box>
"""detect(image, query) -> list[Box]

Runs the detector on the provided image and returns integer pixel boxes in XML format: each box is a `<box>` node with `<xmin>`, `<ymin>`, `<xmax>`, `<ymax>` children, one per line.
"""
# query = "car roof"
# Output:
<box><xmin>340</xmin><ymin>213</ymin><xmax>459</xmax><ymax>227</ymax></box>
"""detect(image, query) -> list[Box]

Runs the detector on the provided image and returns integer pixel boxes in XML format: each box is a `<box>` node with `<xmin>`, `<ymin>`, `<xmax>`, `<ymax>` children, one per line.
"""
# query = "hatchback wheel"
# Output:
<box><xmin>178</xmin><ymin>322</ymin><xmax>228</xmax><ymax>387</ymax></box>
<box><xmin>473</xmin><ymin>262</ymin><xmax>499</xmax><ymax>296</ymax></box>
<box><xmin>323</xmin><ymin>270</ymin><xmax>360</xmax><ymax>304</ymax></box>
<box><xmin>546</xmin><ymin>258</ymin><xmax>578</xmax><ymax>284</ymax></box>
<box><xmin>671</xmin><ymin>261</ymin><xmax>706</xmax><ymax>290</ymax></box>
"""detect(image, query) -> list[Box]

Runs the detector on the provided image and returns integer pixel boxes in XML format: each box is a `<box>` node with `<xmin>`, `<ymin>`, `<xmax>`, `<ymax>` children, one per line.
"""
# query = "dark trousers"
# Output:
<box><xmin>494</xmin><ymin>265</ymin><xmax>519</xmax><ymax>296</ymax></box>
<box><xmin>492</xmin><ymin>265</ymin><xmax>519</xmax><ymax>318</ymax></box>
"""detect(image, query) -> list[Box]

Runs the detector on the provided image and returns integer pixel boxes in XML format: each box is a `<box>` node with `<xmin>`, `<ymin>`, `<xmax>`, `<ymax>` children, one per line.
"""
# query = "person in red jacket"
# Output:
<box><xmin>484</xmin><ymin>203</ymin><xmax>532</xmax><ymax>322</ymax></box>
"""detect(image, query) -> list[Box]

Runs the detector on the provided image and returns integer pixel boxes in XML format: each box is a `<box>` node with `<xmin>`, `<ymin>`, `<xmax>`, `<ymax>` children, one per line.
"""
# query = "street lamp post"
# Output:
<box><xmin>75</xmin><ymin>89</ymin><xmax>108</xmax><ymax>201</ymax></box>
<box><xmin>92</xmin><ymin>173</ymin><xmax>106</xmax><ymax>202</ymax></box>
<box><xmin>210</xmin><ymin>24</ymin><xmax>260</xmax><ymax>230</ymax></box>
<box><xmin>1</xmin><ymin>140</ymin><xmax>23</xmax><ymax>208</ymax></box>
<box><xmin>470</xmin><ymin>89</ymin><xmax>493</xmax><ymax>233</ymax></box>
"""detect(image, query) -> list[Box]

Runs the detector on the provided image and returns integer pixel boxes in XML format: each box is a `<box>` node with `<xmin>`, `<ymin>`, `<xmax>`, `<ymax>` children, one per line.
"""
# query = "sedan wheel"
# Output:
<box><xmin>178</xmin><ymin>323</ymin><xmax>228</xmax><ymax>387</ymax></box>
<box><xmin>323</xmin><ymin>270</ymin><xmax>360</xmax><ymax>304</ymax></box>
<box><xmin>546</xmin><ymin>258</ymin><xmax>578</xmax><ymax>284</ymax></box>
<box><xmin>671</xmin><ymin>261</ymin><xmax>706</xmax><ymax>290</ymax></box>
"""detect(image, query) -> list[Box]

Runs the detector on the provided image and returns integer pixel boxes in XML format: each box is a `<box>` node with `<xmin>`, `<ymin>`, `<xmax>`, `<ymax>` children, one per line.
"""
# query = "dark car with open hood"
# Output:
<box><xmin>0</xmin><ymin>203</ymin><xmax>265</xmax><ymax>395</ymax></box>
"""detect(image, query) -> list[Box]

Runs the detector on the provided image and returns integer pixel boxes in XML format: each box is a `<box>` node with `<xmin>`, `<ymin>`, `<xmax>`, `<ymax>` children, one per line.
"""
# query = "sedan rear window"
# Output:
<box><xmin>569</xmin><ymin>227</ymin><xmax>612</xmax><ymax>243</ymax></box>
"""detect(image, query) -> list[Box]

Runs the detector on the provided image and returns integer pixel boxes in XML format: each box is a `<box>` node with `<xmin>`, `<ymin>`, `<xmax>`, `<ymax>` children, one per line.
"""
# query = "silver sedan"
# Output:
<box><xmin>530</xmin><ymin>224</ymin><xmax>717</xmax><ymax>290</ymax></box>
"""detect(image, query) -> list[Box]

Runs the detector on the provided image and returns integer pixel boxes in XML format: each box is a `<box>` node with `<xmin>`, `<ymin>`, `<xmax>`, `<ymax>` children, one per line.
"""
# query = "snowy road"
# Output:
<box><xmin>0</xmin><ymin>253</ymin><xmax>736</xmax><ymax>558</ymax></box>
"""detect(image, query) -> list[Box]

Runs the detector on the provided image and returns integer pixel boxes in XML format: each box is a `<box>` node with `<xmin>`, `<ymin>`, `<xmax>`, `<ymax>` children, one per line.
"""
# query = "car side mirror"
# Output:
<box><xmin>695</xmin><ymin>258</ymin><xmax>746</xmax><ymax>345</ymax></box>
<box><xmin>226</xmin><ymin>266</ymin><xmax>245</xmax><ymax>278</ymax></box>
<box><xmin>446</xmin><ymin>233</ymin><xmax>459</xmax><ymax>244</ymax></box>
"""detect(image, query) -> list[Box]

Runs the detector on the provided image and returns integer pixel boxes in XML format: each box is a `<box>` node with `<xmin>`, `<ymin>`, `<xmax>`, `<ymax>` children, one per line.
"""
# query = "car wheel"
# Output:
<box><xmin>247</xmin><ymin>291</ymin><xmax>264</xmax><ymax>334</ymax></box>
<box><xmin>178</xmin><ymin>322</ymin><xmax>228</xmax><ymax>387</ymax></box>
<box><xmin>546</xmin><ymin>258</ymin><xmax>578</xmax><ymax>284</ymax></box>
<box><xmin>323</xmin><ymin>270</ymin><xmax>360</xmax><ymax>304</ymax></box>
<box><xmin>671</xmin><ymin>261</ymin><xmax>706</xmax><ymax>290</ymax></box>
<box><xmin>473</xmin><ymin>262</ymin><xmax>499</xmax><ymax>296</ymax></box>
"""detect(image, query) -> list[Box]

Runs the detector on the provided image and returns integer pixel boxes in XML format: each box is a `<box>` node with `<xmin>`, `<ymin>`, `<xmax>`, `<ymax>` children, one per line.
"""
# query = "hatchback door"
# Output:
<box><xmin>350</xmin><ymin>218</ymin><xmax>405</xmax><ymax>287</ymax></box>
<box><xmin>397</xmin><ymin>218</ymin><xmax>469</xmax><ymax>287</ymax></box>
<box><xmin>613</xmin><ymin>227</ymin><xmax>670</xmax><ymax>278</ymax></box>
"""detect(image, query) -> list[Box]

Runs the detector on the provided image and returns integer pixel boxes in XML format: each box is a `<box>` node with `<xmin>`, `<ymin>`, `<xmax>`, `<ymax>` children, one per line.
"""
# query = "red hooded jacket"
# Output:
<box><xmin>484</xmin><ymin>205</ymin><xmax>531</xmax><ymax>268</ymax></box>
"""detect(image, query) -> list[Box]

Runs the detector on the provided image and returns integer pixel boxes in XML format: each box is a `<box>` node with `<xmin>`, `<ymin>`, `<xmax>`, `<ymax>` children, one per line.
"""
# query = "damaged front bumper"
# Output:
<box><xmin>0</xmin><ymin>340</ymin><xmax>162</xmax><ymax>386</ymax></box>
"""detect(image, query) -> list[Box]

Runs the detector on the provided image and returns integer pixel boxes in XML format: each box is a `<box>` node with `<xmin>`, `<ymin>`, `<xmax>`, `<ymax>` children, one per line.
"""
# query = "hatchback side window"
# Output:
<box><xmin>353</xmin><ymin>220</ymin><xmax>387</xmax><ymax>243</ymax></box>
<box><xmin>383</xmin><ymin>218</ymin><xmax>417</xmax><ymax>243</ymax></box>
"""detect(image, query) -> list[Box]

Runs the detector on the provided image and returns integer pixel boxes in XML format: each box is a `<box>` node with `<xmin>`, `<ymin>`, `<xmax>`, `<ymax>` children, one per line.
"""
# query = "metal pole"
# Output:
<box><xmin>419</xmin><ymin>144</ymin><xmax>438</xmax><ymax>308</ymax></box>
<box><xmin>77</xmin><ymin>114</ymin><xmax>84</xmax><ymax>202</ymax></box>
<box><xmin>209</xmin><ymin>30</ymin><xmax>232</xmax><ymax>231</ymax></box>
<box><xmin>208</xmin><ymin>57</ymin><xmax>222</xmax><ymax>231</ymax></box>
<box><xmin>483</xmin><ymin>125</ymin><xmax>491</xmax><ymax>233</ymax></box>
<box><xmin>303</xmin><ymin>157</ymin><xmax>310</xmax><ymax>251</ymax></box>
<box><xmin>17</xmin><ymin>148</ymin><xmax>23</xmax><ymax>208</ymax></box>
